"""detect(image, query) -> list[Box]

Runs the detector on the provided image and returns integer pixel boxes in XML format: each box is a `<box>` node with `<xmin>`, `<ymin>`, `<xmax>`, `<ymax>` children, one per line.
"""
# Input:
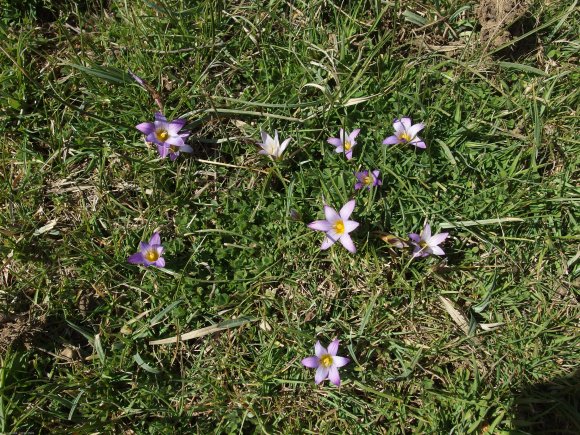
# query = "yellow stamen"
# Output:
<box><xmin>319</xmin><ymin>354</ymin><xmax>333</xmax><ymax>368</ymax></box>
<box><xmin>155</xmin><ymin>129</ymin><xmax>169</xmax><ymax>142</ymax></box>
<box><xmin>399</xmin><ymin>132</ymin><xmax>411</xmax><ymax>142</ymax></box>
<box><xmin>344</xmin><ymin>140</ymin><xmax>352</xmax><ymax>151</ymax></box>
<box><xmin>333</xmin><ymin>220</ymin><xmax>345</xmax><ymax>235</ymax></box>
<box><xmin>363</xmin><ymin>175</ymin><xmax>373</xmax><ymax>185</ymax></box>
<box><xmin>419</xmin><ymin>240</ymin><xmax>428</xmax><ymax>249</ymax></box>
<box><xmin>145</xmin><ymin>249</ymin><xmax>159</xmax><ymax>262</ymax></box>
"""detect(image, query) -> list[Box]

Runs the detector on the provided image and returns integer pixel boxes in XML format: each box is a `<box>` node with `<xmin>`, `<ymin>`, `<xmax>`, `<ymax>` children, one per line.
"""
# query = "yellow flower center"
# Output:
<box><xmin>333</xmin><ymin>220</ymin><xmax>345</xmax><ymax>235</ymax></box>
<box><xmin>320</xmin><ymin>354</ymin><xmax>333</xmax><ymax>368</ymax></box>
<box><xmin>399</xmin><ymin>132</ymin><xmax>412</xmax><ymax>142</ymax></box>
<box><xmin>419</xmin><ymin>240</ymin><xmax>428</xmax><ymax>249</ymax></box>
<box><xmin>344</xmin><ymin>140</ymin><xmax>352</xmax><ymax>151</ymax></box>
<box><xmin>155</xmin><ymin>129</ymin><xmax>169</xmax><ymax>142</ymax></box>
<box><xmin>363</xmin><ymin>175</ymin><xmax>373</xmax><ymax>185</ymax></box>
<box><xmin>145</xmin><ymin>249</ymin><xmax>159</xmax><ymax>262</ymax></box>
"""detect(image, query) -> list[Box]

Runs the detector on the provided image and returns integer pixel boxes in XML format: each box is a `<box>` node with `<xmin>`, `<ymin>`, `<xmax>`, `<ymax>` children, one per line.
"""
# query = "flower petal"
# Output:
<box><xmin>179</xmin><ymin>144</ymin><xmax>193</xmax><ymax>154</ymax></box>
<box><xmin>324</xmin><ymin>205</ymin><xmax>340</xmax><ymax>223</ymax></box>
<box><xmin>339</xmin><ymin>200</ymin><xmax>356</xmax><ymax>220</ymax></box>
<box><xmin>328</xmin><ymin>339</ymin><xmax>339</xmax><ymax>356</ymax></box>
<box><xmin>333</xmin><ymin>356</ymin><xmax>350</xmax><ymax>368</ymax></box>
<box><xmin>136</xmin><ymin>122</ymin><xmax>155</xmax><ymax>134</ymax></box>
<box><xmin>154</xmin><ymin>257</ymin><xmax>166</xmax><ymax>267</ymax></box>
<box><xmin>408</xmin><ymin>233</ymin><xmax>420</xmax><ymax>243</ymax></box>
<box><xmin>169</xmin><ymin>152</ymin><xmax>178</xmax><ymax>161</ymax></box>
<box><xmin>127</xmin><ymin>252</ymin><xmax>145</xmax><ymax>264</ymax></box>
<box><xmin>339</xmin><ymin>234</ymin><xmax>356</xmax><ymax>253</ymax></box>
<box><xmin>400</xmin><ymin>117</ymin><xmax>412</xmax><ymax>129</ymax></box>
<box><xmin>167</xmin><ymin>119</ymin><xmax>186</xmax><ymax>134</ymax></box>
<box><xmin>321</xmin><ymin>237</ymin><xmax>336</xmax><ymax>250</ymax></box>
<box><xmin>343</xmin><ymin>220</ymin><xmax>359</xmax><ymax>233</ymax></box>
<box><xmin>429</xmin><ymin>245</ymin><xmax>445</xmax><ymax>256</ymax></box>
<box><xmin>354</xmin><ymin>182</ymin><xmax>363</xmax><ymax>190</ymax></box>
<box><xmin>407</xmin><ymin>122</ymin><xmax>425</xmax><ymax>138</ymax></box>
<box><xmin>139</xmin><ymin>241</ymin><xmax>150</xmax><ymax>253</ymax></box>
<box><xmin>411</xmin><ymin>140</ymin><xmax>427</xmax><ymax>149</ymax></box>
<box><xmin>301</xmin><ymin>356</ymin><xmax>320</xmax><ymax>368</ymax></box>
<box><xmin>345</xmin><ymin>149</ymin><xmax>353</xmax><ymax>160</ymax></box>
<box><xmin>428</xmin><ymin>232</ymin><xmax>448</xmax><ymax>246</ymax></box>
<box><xmin>315</xmin><ymin>341</ymin><xmax>326</xmax><ymax>358</ymax></box>
<box><xmin>157</xmin><ymin>144</ymin><xmax>169</xmax><ymax>158</ymax></box>
<box><xmin>279</xmin><ymin>138</ymin><xmax>290</xmax><ymax>156</ymax></box>
<box><xmin>327</xmin><ymin>137</ymin><xmax>343</xmax><ymax>147</ymax></box>
<box><xmin>328</xmin><ymin>365</ymin><xmax>341</xmax><ymax>386</ymax></box>
<box><xmin>165</xmin><ymin>136</ymin><xmax>185</xmax><ymax>147</ymax></box>
<box><xmin>382</xmin><ymin>135</ymin><xmax>400</xmax><ymax>145</ymax></box>
<box><xmin>349</xmin><ymin>128</ymin><xmax>361</xmax><ymax>141</ymax></box>
<box><xmin>308</xmin><ymin>220</ymin><xmax>332</xmax><ymax>232</ymax></box>
<box><xmin>422</xmin><ymin>223</ymin><xmax>432</xmax><ymax>241</ymax></box>
<box><xmin>315</xmin><ymin>366</ymin><xmax>329</xmax><ymax>384</ymax></box>
<box><xmin>149</xmin><ymin>233</ymin><xmax>161</xmax><ymax>246</ymax></box>
<box><xmin>154</xmin><ymin>112</ymin><xmax>167</xmax><ymax>123</ymax></box>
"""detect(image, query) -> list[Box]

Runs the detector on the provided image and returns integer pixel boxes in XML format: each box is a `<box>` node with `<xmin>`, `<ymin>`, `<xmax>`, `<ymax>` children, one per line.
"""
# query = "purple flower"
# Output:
<box><xmin>301</xmin><ymin>339</ymin><xmax>350</xmax><ymax>386</ymax></box>
<box><xmin>308</xmin><ymin>200</ymin><xmax>359</xmax><ymax>253</ymax></box>
<box><xmin>127</xmin><ymin>232</ymin><xmax>166</xmax><ymax>267</ymax></box>
<box><xmin>328</xmin><ymin>128</ymin><xmax>360</xmax><ymax>160</ymax></box>
<box><xmin>136</xmin><ymin>112</ymin><xmax>192</xmax><ymax>160</ymax></box>
<box><xmin>382</xmin><ymin>117</ymin><xmax>426</xmax><ymax>149</ymax></box>
<box><xmin>409</xmin><ymin>223</ymin><xmax>449</xmax><ymax>258</ymax></box>
<box><xmin>258</xmin><ymin>131</ymin><xmax>290</xmax><ymax>159</ymax></box>
<box><xmin>354</xmin><ymin>170</ymin><xmax>382</xmax><ymax>190</ymax></box>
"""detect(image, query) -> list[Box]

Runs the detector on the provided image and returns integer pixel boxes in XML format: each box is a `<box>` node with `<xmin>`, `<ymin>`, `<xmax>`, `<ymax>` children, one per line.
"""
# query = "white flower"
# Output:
<box><xmin>258</xmin><ymin>130</ymin><xmax>290</xmax><ymax>159</ymax></box>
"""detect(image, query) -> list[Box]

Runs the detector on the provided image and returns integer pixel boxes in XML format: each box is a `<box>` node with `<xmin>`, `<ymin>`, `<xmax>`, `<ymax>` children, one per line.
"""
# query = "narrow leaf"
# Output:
<box><xmin>133</xmin><ymin>352</ymin><xmax>161</xmax><ymax>374</ymax></box>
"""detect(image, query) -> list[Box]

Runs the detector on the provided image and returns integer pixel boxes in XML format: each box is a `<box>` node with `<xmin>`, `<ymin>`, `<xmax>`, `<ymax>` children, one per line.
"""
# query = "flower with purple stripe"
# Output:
<box><xmin>127</xmin><ymin>232</ymin><xmax>166</xmax><ymax>267</ymax></box>
<box><xmin>301</xmin><ymin>339</ymin><xmax>350</xmax><ymax>386</ymax></box>
<box><xmin>409</xmin><ymin>223</ymin><xmax>448</xmax><ymax>258</ymax></box>
<box><xmin>136</xmin><ymin>112</ymin><xmax>192</xmax><ymax>159</ymax></box>
<box><xmin>355</xmin><ymin>170</ymin><xmax>382</xmax><ymax>190</ymax></box>
<box><xmin>308</xmin><ymin>199</ymin><xmax>359</xmax><ymax>253</ymax></box>
<box><xmin>383</xmin><ymin>117</ymin><xmax>426</xmax><ymax>149</ymax></box>
<box><xmin>328</xmin><ymin>128</ymin><xmax>360</xmax><ymax>160</ymax></box>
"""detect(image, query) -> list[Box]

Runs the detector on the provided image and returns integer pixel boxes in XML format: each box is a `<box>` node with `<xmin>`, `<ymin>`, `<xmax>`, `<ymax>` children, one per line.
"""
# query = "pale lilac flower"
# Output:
<box><xmin>136</xmin><ymin>112</ymin><xmax>192</xmax><ymax>159</ymax></box>
<box><xmin>409</xmin><ymin>223</ymin><xmax>448</xmax><ymax>258</ymax></box>
<box><xmin>258</xmin><ymin>131</ymin><xmax>290</xmax><ymax>159</ymax></box>
<box><xmin>354</xmin><ymin>170</ymin><xmax>382</xmax><ymax>190</ymax></box>
<box><xmin>328</xmin><ymin>128</ymin><xmax>360</xmax><ymax>160</ymax></box>
<box><xmin>383</xmin><ymin>117</ymin><xmax>426</xmax><ymax>149</ymax></box>
<box><xmin>308</xmin><ymin>200</ymin><xmax>359</xmax><ymax>253</ymax></box>
<box><xmin>301</xmin><ymin>339</ymin><xmax>350</xmax><ymax>386</ymax></box>
<box><xmin>127</xmin><ymin>232</ymin><xmax>165</xmax><ymax>267</ymax></box>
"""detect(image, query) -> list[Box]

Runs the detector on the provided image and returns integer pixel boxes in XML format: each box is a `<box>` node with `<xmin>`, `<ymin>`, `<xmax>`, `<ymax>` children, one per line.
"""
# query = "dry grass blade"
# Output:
<box><xmin>149</xmin><ymin>317</ymin><xmax>256</xmax><ymax>345</ymax></box>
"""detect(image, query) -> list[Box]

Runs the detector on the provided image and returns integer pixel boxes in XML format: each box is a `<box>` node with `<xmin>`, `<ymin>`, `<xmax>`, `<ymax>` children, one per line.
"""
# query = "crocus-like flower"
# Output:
<box><xmin>127</xmin><ymin>232</ymin><xmax>165</xmax><ymax>267</ymax></box>
<box><xmin>377</xmin><ymin>233</ymin><xmax>408</xmax><ymax>249</ymax></box>
<box><xmin>308</xmin><ymin>199</ymin><xmax>359</xmax><ymax>253</ymax></box>
<box><xmin>136</xmin><ymin>112</ymin><xmax>192</xmax><ymax>160</ymax></box>
<box><xmin>328</xmin><ymin>128</ymin><xmax>360</xmax><ymax>160</ymax></box>
<box><xmin>301</xmin><ymin>340</ymin><xmax>350</xmax><ymax>386</ymax></box>
<box><xmin>409</xmin><ymin>223</ymin><xmax>448</xmax><ymax>258</ymax></box>
<box><xmin>354</xmin><ymin>170</ymin><xmax>382</xmax><ymax>190</ymax></box>
<box><xmin>258</xmin><ymin>131</ymin><xmax>290</xmax><ymax>159</ymax></box>
<box><xmin>382</xmin><ymin>117</ymin><xmax>426</xmax><ymax>149</ymax></box>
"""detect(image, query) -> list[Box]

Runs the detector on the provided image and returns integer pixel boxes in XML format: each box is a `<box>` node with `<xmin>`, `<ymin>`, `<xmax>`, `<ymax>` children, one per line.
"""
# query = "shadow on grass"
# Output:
<box><xmin>512</xmin><ymin>369</ymin><xmax>580</xmax><ymax>434</ymax></box>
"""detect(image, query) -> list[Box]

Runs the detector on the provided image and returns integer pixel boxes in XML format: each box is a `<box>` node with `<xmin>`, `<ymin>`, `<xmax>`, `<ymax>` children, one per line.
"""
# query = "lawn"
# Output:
<box><xmin>0</xmin><ymin>0</ymin><xmax>578</xmax><ymax>433</ymax></box>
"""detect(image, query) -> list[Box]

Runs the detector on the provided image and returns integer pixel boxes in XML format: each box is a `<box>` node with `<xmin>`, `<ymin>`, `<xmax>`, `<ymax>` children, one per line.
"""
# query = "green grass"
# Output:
<box><xmin>0</xmin><ymin>0</ymin><xmax>579</xmax><ymax>432</ymax></box>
